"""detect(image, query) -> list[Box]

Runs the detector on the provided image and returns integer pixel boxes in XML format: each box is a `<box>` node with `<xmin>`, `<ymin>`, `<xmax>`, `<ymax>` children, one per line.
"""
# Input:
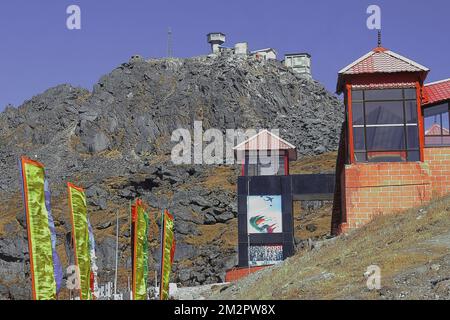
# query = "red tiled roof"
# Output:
<box><xmin>339</xmin><ymin>47</ymin><xmax>429</xmax><ymax>75</ymax></box>
<box><xmin>233</xmin><ymin>130</ymin><xmax>297</xmax><ymax>160</ymax></box>
<box><xmin>423</xmin><ymin>79</ymin><xmax>450</xmax><ymax>105</ymax></box>
<box><xmin>352</xmin><ymin>82</ymin><xmax>416</xmax><ymax>90</ymax></box>
<box><xmin>337</xmin><ymin>47</ymin><xmax>429</xmax><ymax>93</ymax></box>
<box><xmin>425</xmin><ymin>123</ymin><xmax>450</xmax><ymax>136</ymax></box>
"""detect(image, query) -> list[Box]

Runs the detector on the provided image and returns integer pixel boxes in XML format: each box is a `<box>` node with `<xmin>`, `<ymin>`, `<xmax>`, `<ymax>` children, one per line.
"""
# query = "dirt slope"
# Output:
<box><xmin>214</xmin><ymin>196</ymin><xmax>450</xmax><ymax>300</ymax></box>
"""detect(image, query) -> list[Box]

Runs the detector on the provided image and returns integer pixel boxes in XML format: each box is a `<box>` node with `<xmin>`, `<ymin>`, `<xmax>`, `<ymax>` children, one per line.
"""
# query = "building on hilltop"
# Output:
<box><xmin>332</xmin><ymin>46</ymin><xmax>450</xmax><ymax>235</ymax></box>
<box><xmin>250</xmin><ymin>48</ymin><xmax>277</xmax><ymax>61</ymax></box>
<box><xmin>283</xmin><ymin>53</ymin><xmax>312</xmax><ymax>79</ymax></box>
<box><xmin>207</xmin><ymin>32</ymin><xmax>226</xmax><ymax>54</ymax></box>
<box><xmin>206</xmin><ymin>32</ymin><xmax>311</xmax><ymax>78</ymax></box>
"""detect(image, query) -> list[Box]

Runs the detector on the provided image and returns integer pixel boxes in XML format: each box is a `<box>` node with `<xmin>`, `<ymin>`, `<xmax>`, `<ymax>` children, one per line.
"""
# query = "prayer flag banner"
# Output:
<box><xmin>132</xmin><ymin>199</ymin><xmax>149</xmax><ymax>300</ymax></box>
<box><xmin>88</xmin><ymin>220</ymin><xmax>99</xmax><ymax>298</ymax></box>
<box><xmin>68</xmin><ymin>183</ymin><xmax>92</xmax><ymax>300</ymax></box>
<box><xmin>44</xmin><ymin>179</ymin><xmax>63</xmax><ymax>294</ymax></box>
<box><xmin>160</xmin><ymin>210</ymin><xmax>175</xmax><ymax>300</ymax></box>
<box><xmin>20</xmin><ymin>157</ymin><xmax>56</xmax><ymax>300</ymax></box>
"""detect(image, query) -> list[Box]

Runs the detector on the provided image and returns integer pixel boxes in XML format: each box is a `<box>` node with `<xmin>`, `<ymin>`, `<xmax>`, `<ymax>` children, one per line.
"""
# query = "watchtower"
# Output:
<box><xmin>207</xmin><ymin>32</ymin><xmax>226</xmax><ymax>54</ymax></box>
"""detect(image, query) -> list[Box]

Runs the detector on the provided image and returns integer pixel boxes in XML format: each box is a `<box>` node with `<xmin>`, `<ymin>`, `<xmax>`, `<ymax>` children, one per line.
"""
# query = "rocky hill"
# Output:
<box><xmin>213</xmin><ymin>196</ymin><xmax>450</xmax><ymax>300</ymax></box>
<box><xmin>0</xmin><ymin>53</ymin><xmax>343</xmax><ymax>299</ymax></box>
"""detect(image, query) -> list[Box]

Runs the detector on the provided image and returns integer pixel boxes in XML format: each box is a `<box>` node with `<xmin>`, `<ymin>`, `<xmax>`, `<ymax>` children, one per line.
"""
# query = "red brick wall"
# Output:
<box><xmin>424</xmin><ymin>147</ymin><xmax>450</xmax><ymax>197</ymax></box>
<box><xmin>339</xmin><ymin>162</ymin><xmax>433</xmax><ymax>233</ymax></box>
<box><xmin>225</xmin><ymin>266</ymin><xmax>268</xmax><ymax>282</ymax></box>
<box><xmin>334</xmin><ymin>147</ymin><xmax>450</xmax><ymax>233</ymax></box>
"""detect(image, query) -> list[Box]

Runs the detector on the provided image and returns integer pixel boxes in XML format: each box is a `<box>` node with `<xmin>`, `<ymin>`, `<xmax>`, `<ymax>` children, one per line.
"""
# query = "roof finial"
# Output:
<box><xmin>377</xmin><ymin>30</ymin><xmax>382</xmax><ymax>47</ymax></box>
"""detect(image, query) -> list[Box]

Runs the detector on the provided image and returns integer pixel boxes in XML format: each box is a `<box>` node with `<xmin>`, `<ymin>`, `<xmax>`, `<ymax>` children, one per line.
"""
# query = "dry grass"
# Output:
<box><xmin>185</xmin><ymin>219</ymin><xmax>237</xmax><ymax>250</ymax></box>
<box><xmin>99</xmin><ymin>149</ymin><xmax>123</xmax><ymax>159</ymax></box>
<box><xmin>290</xmin><ymin>152</ymin><xmax>337</xmax><ymax>174</ymax></box>
<box><xmin>216</xmin><ymin>196</ymin><xmax>450</xmax><ymax>300</ymax></box>
<box><xmin>201</xmin><ymin>166</ymin><xmax>237</xmax><ymax>193</ymax></box>
<box><xmin>293</xmin><ymin>202</ymin><xmax>333</xmax><ymax>240</ymax></box>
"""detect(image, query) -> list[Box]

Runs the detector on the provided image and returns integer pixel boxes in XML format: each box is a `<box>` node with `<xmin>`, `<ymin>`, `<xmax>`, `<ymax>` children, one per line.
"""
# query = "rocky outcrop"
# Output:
<box><xmin>0</xmin><ymin>54</ymin><xmax>343</xmax><ymax>299</ymax></box>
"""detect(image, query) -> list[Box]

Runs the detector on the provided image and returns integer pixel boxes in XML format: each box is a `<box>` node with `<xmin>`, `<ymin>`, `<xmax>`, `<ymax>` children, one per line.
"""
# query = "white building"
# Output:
<box><xmin>251</xmin><ymin>48</ymin><xmax>277</xmax><ymax>60</ymax></box>
<box><xmin>234</xmin><ymin>42</ymin><xmax>249</xmax><ymax>56</ymax></box>
<box><xmin>284</xmin><ymin>53</ymin><xmax>312</xmax><ymax>79</ymax></box>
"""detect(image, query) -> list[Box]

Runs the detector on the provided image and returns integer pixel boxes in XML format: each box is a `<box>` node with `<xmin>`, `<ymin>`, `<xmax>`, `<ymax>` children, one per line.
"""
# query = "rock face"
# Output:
<box><xmin>0</xmin><ymin>54</ymin><xmax>343</xmax><ymax>299</ymax></box>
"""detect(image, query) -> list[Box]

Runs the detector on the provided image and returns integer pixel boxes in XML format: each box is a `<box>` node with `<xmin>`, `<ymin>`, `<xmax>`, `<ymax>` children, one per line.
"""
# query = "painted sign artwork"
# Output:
<box><xmin>249</xmin><ymin>245</ymin><xmax>283</xmax><ymax>267</ymax></box>
<box><xmin>247</xmin><ymin>196</ymin><xmax>282</xmax><ymax>234</ymax></box>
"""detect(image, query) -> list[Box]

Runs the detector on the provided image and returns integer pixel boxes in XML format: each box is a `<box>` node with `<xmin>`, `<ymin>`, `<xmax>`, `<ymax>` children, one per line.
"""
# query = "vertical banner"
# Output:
<box><xmin>159</xmin><ymin>210</ymin><xmax>176</xmax><ymax>300</ymax></box>
<box><xmin>68</xmin><ymin>183</ymin><xmax>92</xmax><ymax>300</ymax></box>
<box><xmin>131</xmin><ymin>199</ymin><xmax>149</xmax><ymax>300</ymax></box>
<box><xmin>88</xmin><ymin>221</ymin><xmax>99</xmax><ymax>299</ymax></box>
<box><xmin>44</xmin><ymin>179</ymin><xmax>64</xmax><ymax>294</ymax></box>
<box><xmin>20</xmin><ymin>157</ymin><xmax>57</xmax><ymax>300</ymax></box>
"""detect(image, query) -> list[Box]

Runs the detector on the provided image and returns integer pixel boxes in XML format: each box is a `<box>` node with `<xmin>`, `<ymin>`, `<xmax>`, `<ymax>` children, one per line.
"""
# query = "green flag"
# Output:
<box><xmin>160</xmin><ymin>210</ymin><xmax>176</xmax><ymax>300</ymax></box>
<box><xmin>20</xmin><ymin>157</ymin><xmax>56</xmax><ymax>300</ymax></box>
<box><xmin>132</xmin><ymin>199</ymin><xmax>149</xmax><ymax>300</ymax></box>
<box><xmin>68</xmin><ymin>182</ymin><xmax>92</xmax><ymax>300</ymax></box>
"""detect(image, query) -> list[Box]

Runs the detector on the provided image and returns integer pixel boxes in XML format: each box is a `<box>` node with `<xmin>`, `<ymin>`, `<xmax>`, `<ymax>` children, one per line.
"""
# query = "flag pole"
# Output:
<box><xmin>114</xmin><ymin>210</ymin><xmax>119</xmax><ymax>299</ymax></box>
<box><xmin>247</xmin><ymin>177</ymin><xmax>251</xmax><ymax>275</ymax></box>
<box><xmin>129</xmin><ymin>199</ymin><xmax>132</xmax><ymax>300</ymax></box>
<box><xmin>159</xmin><ymin>209</ymin><xmax>165</xmax><ymax>299</ymax></box>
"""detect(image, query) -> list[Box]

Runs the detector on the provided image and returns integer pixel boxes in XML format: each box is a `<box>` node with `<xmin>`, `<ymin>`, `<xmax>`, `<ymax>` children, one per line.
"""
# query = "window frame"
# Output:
<box><xmin>423</xmin><ymin>101</ymin><xmax>450</xmax><ymax>147</ymax></box>
<box><xmin>351</xmin><ymin>88</ymin><xmax>420</xmax><ymax>163</ymax></box>
<box><xmin>245</xmin><ymin>151</ymin><xmax>287</xmax><ymax>176</ymax></box>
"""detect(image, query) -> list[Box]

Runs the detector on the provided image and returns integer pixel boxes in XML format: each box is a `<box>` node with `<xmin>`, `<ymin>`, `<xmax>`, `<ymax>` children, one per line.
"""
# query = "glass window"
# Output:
<box><xmin>404</xmin><ymin>89</ymin><xmax>417</xmax><ymax>100</ymax></box>
<box><xmin>259</xmin><ymin>161</ymin><xmax>279</xmax><ymax>176</ymax></box>
<box><xmin>246</xmin><ymin>155</ymin><xmax>286</xmax><ymax>176</ymax></box>
<box><xmin>407</xmin><ymin>126</ymin><xmax>419</xmax><ymax>149</ymax></box>
<box><xmin>366</xmin><ymin>127</ymin><xmax>405</xmax><ymax>151</ymax></box>
<box><xmin>354</xmin><ymin>152</ymin><xmax>367</xmax><ymax>162</ymax></box>
<box><xmin>407</xmin><ymin>151</ymin><xmax>421</xmax><ymax>162</ymax></box>
<box><xmin>352</xmin><ymin>90</ymin><xmax>363</xmax><ymax>101</ymax></box>
<box><xmin>424</xmin><ymin>103</ymin><xmax>450</xmax><ymax>147</ymax></box>
<box><xmin>247</xmin><ymin>164</ymin><xmax>257</xmax><ymax>176</ymax></box>
<box><xmin>405</xmin><ymin>101</ymin><xmax>418</xmax><ymax>123</ymax></box>
<box><xmin>351</xmin><ymin>88</ymin><xmax>420</xmax><ymax>163</ymax></box>
<box><xmin>368</xmin><ymin>151</ymin><xmax>407</xmax><ymax>162</ymax></box>
<box><xmin>365</xmin><ymin>89</ymin><xmax>403</xmax><ymax>101</ymax></box>
<box><xmin>365</xmin><ymin>101</ymin><xmax>404</xmax><ymax>125</ymax></box>
<box><xmin>277</xmin><ymin>157</ymin><xmax>285</xmax><ymax>176</ymax></box>
<box><xmin>352</xmin><ymin>103</ymin><xmax>364</xmax><ymax>125</ymax></box>
<box><xmin>353</xmin><ymin>127</ymin><xmax>365</xmax><ymax>151</ymax></box>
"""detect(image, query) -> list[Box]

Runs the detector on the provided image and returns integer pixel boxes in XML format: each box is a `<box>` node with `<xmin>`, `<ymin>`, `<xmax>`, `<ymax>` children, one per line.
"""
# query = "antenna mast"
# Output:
<box><xmin>167</xmin><ymin>27</ymin><xmax>173</xmax><ymax>57</ymax></box>
<box><xmin>377</xmin><ymin>30</ymin><xmax>382</xmax><ymax>47</ymax></box>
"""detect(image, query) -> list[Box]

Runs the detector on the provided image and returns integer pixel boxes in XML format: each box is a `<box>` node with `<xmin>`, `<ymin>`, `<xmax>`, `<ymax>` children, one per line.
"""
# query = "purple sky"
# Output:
<box><xmin>0</xmin><ymin>0</ymin><xmax>449</xmax><ymax>110</ymax></box>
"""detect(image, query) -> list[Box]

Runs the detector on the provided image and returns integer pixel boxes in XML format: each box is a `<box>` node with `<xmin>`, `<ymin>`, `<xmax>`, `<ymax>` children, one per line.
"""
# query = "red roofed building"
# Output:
<box><xmin>332</xmin><ymin>46</ymin><xmax>450</xmax><ymax>235</ymax></box>
<box><xmin>424</xmin><ymin>79</ymin><xmax>450</xmax><ymax>105</ymax></box>
<box><xmin>234</xmin><ymin>129</ymin><xmax>297</xmax><ymax>176</ymax></box>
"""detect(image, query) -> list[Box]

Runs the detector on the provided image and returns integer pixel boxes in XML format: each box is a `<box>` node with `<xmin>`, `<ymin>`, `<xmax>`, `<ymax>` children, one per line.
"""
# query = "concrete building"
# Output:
<box><xmin>234</xmin><ymin>42</ymin><xmax>249</xmax><ymax>56</ymax></box>
<box><xmin>284</xmin><ymin>53</ymin><xmax>312</xmax><ymax>79</ymax></box>
<box><xmin>250</xmin><ymin>48</ymin><xmax>277</xmax><ymax>61</ymax></box>
<box><xmin>332</xmin><ymin>46</ymin><xmax>450</xmax><ymax>235</ymax></box>
<box><xmin>207</xmin><ymin>32</ymin><xmax>226</xmax><ymax>54</ymax></box>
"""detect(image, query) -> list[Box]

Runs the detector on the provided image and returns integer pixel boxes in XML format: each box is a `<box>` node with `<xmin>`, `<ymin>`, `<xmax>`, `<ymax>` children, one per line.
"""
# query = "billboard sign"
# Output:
<box><xmin>247</xmin><ymin>195</ymin><xmax>282</xmax><ymax>234</ymax></box>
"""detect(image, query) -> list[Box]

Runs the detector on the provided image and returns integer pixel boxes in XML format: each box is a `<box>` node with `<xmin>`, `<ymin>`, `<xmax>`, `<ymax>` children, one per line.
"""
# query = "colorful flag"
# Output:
<box><xmin>44</xmin><ymin>179</ymin><xmax>64</xmax><ymax>294</ymax></box>
<box><xmin>131</xmin><ymin>199</ymin><xmax>149</xmax><ymax>300</ymax></box>
<box><xmin>68</xmin><ymin>183</ymin><xmax>92</xmax><ymax>300</ymax></box>
<box><xmin>88</xmin><ymin>220</ymin><xmax>99</xmax><ymax>299</ymax></box>
<box><xmin>159</xmin><ymin>210</ymin><xmax>176</xmax><ymax>300</ymax></box>
<box><xmin>20</xmin><ymin>157</ymin><xmax>58</xmax><ymax>300</ymax></box>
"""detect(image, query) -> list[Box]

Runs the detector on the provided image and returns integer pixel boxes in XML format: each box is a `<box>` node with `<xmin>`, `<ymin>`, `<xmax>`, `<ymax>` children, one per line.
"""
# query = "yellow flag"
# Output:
<box><xmin>160</xmin><ymin>210</ymin><xmax>175</xmax><ymax>300</ymax></box>
<box><xmin>132</xmin><ymin>199</ymin><xmax>149</xmax><ymax>300</ymax></box>
<box><xmin>68</xmin><ymin>183</ymin><xmax>92</xmax><ymax>300</ymax></box>
<box><xmin>20</xmin><ymin>157</ymin><xmax>56</xmax><ymax>300</ymax></box>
